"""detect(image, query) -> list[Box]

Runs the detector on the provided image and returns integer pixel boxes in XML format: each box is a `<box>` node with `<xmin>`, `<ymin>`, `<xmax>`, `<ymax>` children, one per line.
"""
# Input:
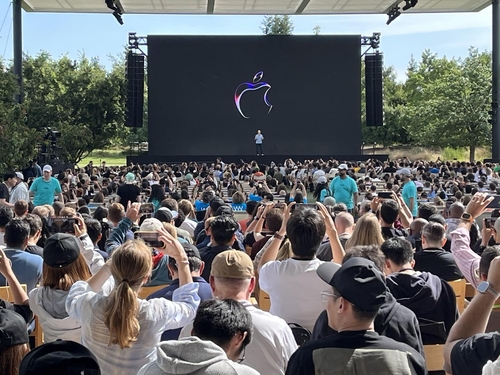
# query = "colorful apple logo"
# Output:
<box><xmin>234</xmin><ymin>71</ymin><xmax>273</xmax><ymax>119</ymax></box>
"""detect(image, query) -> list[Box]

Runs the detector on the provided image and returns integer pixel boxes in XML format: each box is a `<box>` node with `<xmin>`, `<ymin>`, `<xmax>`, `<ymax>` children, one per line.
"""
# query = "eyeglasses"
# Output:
<box><xmin>321</xmin><ymin>291</ymin><xmax>341</xmax><ymax>303</ymax></box>
<box><xmin>237</xmin><ymin>345</ymin><xmax>246</xmax><ymax>364</ymax></box>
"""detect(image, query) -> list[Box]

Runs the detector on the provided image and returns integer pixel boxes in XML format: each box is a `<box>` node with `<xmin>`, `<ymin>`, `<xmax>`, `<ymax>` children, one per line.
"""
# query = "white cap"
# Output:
<box><xmin>15</xmin><ymin>172</ymin><xmax>24</xmax><ymax>180</ymax></box>
<box><xmin>318</xmin><ymin>176</ymin><xmax>327</xmax><ymax>184</ymax></box>
<box><xmin>43</xmin><ymin>165</ymin><xmax>52</xmax><ymax>172</ymax></box>
<box><xmin>338</xmin><ymin>164</ymin><xmax>348</xmax><ymax>170</ymax></box>
<box><xmin>140</xmin><ymin>218</ymin><xmax>163</xmax><ymax>231</ymax></box>
<box><xmin>400</xmin><ymin>168</ymin><xmax>412</xmax><ymax>177</ymax></box>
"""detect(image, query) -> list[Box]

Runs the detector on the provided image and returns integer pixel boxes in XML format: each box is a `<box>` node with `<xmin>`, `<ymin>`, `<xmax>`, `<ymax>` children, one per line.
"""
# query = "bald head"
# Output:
<box><xmin>449</xmin><ymin>202</ymin><xmax>465</xmax><ymax>218</ymax></box>
<box><xmin>410</xmin><ymin>218</ymin><xmax>428</xmax><ymax>237</ymax></box>
<box><xmin>334</xmin><ymin>212</ymin><xmax>355</xmax><ymax>234</ymax></box>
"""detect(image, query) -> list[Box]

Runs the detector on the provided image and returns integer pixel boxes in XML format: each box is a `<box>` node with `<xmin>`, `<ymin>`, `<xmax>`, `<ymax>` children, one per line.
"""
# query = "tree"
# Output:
<box><xmin>405</xmin><ymin>48</ymin><xmax>491</xmax><ymax>161</ymax></box>
<box><xmin>313</xmin><ymin>25</ymin><xmax>321</xmax><ymax>35</ymax></box>
<box><xmin>0</xmin><ymin>60</ymin><xmax>37</xmax><ymax>175</ymax></box>
<box><xmin>261</xmin><ymin>15</ymin><xmax>294</xmax><ymax>35</ymax></box>
<box><xmin>23</xmin><ymin>53</ymin><xmax>127</xmax><ymax>164</ymax></box>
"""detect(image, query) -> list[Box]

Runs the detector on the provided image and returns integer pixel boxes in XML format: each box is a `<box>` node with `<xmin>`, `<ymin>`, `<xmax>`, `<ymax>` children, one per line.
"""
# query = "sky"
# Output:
<box><xmin>0</xmin><ymin>2</ymin><xmax>494</xmax><ymax>82</ymax></box>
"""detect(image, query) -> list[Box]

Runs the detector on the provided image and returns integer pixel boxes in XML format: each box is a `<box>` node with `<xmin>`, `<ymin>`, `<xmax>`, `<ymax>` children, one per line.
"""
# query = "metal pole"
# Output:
<box><xmin>493</xmin><ymin>0</ymin><xmax>500</xmax><ymax>159</ymax></box>
<box><xmin>13</xmin><ymin>0</ymin><xmax>23</xmax><ymax>103</ymax></box>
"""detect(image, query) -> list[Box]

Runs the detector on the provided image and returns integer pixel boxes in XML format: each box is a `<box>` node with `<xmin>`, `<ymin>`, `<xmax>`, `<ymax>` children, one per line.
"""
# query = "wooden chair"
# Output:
<box><xmin>258</xmin><ymin>289</ymin><xmax>271</xmax><ymax>312</ymax></box>
<box><xmin>0</xmin><ymin>284</ymin><xmax>44</xmax><ymax>347</ymax></box>
<box><xmin>138</xmin><ymin>284</ymin><xmax>170</xmax><ymax>299</ymax></box>
<box><xmin>465</xmin><ymin>282</ymin><xmax>476</xmax><ymax>299</ymax></box>
<box><xmin>448</xmin><ymin>279</ymin><xmax>466</xmax><ymax>313</ymax></box>
<box><xmin>423</xmin><ymin>345</ymin><xmax>451</xmax><ymax>374</ymax></box>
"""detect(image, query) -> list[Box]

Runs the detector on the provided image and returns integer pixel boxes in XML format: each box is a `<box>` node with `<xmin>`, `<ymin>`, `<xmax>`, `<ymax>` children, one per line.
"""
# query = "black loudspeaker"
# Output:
<box><xmin>365</xmin><ymin>53</ymin><xmax>384</xmax><ymax>127</ymax></box>
<box><xmin>126</xmin><ymin>51</ymin><xmax>145</xmax><ymax>128</ymax></box>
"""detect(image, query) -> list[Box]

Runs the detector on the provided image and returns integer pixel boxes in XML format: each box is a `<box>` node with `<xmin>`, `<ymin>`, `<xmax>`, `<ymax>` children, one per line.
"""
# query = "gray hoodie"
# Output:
<box><xmin>137</xmin><ymin>337</ymin><xmax>260</xmax><ymax>375</ymax></box>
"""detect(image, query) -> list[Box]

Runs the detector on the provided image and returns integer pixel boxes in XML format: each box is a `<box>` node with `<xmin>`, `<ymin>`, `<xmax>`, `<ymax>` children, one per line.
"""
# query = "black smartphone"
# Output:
<box><xmin>134</xmin><ymin>231</ymin><xmax>164</xmax><ymax>248</ymax></box>
<box><xmin>139</xmin><ymin>203</ymin><xmax>154</xmax><ymax>214</ymax></box>
<box><xmin>48</xmin><ymin>217</ymin><xmax>76</xmax><ymax>234</ymax></box>
<box><xmin>485</xmin><ymin>218</ymin><xmax>498</xmax><ymax>229</ymax></box>
<box><xmin>487</xmin><ymin>196</ymin><xmax>500</xmax><ymax>209</ymax></box>
<box><xmin>292</xmin><ymin>203</ymin><xmax>318</xmax><ymax>212</ymax></box>
<box><xmin>377</xmin><ymin>191</ymin><xmax>393</xmax><ymax>199</ymax></box>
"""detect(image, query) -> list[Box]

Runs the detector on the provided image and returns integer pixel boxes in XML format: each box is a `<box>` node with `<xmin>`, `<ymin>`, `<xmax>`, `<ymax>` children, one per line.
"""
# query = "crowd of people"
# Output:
<box><xmin>1</xmin><ymin>156</ymin><xmax>500</xmax><ymax>374</ymax></box>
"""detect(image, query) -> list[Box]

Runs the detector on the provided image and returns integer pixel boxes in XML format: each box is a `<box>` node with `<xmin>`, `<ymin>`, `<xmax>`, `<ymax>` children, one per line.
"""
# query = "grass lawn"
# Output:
<box><xmin>78</xmin><ymin>150</ymin><xmax>127</xmax><ymax>168</ymax></box>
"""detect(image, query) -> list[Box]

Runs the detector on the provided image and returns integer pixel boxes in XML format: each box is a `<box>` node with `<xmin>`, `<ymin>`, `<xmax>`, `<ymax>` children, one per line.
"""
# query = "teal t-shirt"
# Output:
<box><xmin>329</xmin><ymin>176</ymin><xmax>358</xmax><ymax>209</ymax></box>
<box><xmin>319</xmin><ymin>188</ymin><xmax>332</xmax><ymax>203</ymax></box>
<box><xmin>402</xmin><ymin>181</ymin><xmax>418</xmax><ymax>217</ymax></box>
<box><xmin>29</xmin><ymin>177</ymin><xmax>62</xmax><ymax>206</ymax></box>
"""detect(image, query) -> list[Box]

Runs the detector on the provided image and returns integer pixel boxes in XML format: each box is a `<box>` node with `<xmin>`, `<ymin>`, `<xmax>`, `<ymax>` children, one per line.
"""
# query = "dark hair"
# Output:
<box><xmin>263</xmin><ymin>192</ymin><xmax>274</xmax><ymax>201</ymax></box>
<box><xmin>422</xmin><ymin>222</ymin><xmax>445</xmax><ymax>244</ymax></box>
<box><xmin>427</xmin><ymin>214</ymin><xmax>446</xmax><ymax>226</ymax></box>
<box><xmin>343</xmin><ymin>245</ymin><xmax>386</xmax><ymax>273</ymax></box>
<box><xmin>78</xmin><ymin>206</ymin><xmax>91</xmax><ymax>216</ymax></box>
<box><xmin>201</xmin><ymin>190</ymin><xmax>215</xmax><ymax>204</ymax></box>
<box><xmin>23</xmin><ymin>214</ymin><xmax>42</xmax><ymax>237</ymax></box>
<box><xmin>84</xmin><ymin>218</ymin><xmax>102</xmax><ymax>244</ymax></box>
<box><xmin>286</xmin><ymin>208</ymin><xmax>326</xmax><ymax>258</ymax></box>
<box><xmin>246</xmin><ymin>201</ymin><xmax>258</xmax><ymax>216</ymax></box>
<box><xmin>313</xmin><ymin>182</ymin><xmax>328</xmax><ymax>200</ymax></box>
<box><xmin>193</xmin><ymin>299</ymin><xmax>252</xmax><ymax>354</ymax></box>
<box><xmin>14</xmin><ymin>201</ymin><xmax>28</xmax><ymax>217</ymax></box>
<box><xmin>52</xmin><ymin>201</ymin><xmax>64</xmax><ymax>216</ymax></box>
<box><xmin>180</xmin><ymin>189</ymin><xmax>190</xmax><ymax>200</ymax></box>
<box><xmin>77</xmin><ymin>198</ymin><xmax>87</xmax><ymax>208</ymax></box>
<box><xmin>479</xmin><ymin>246</ymin><xmax>500</xmax><ymax>278</ymax></box>
<box><xmin>380</xmin><ymin>199</ymin><xmax>399</xmax><ymax>224</ymax></box>
<box><xmin>265</xmin><ymin>208</ymin><xmax>283</xmax><ymax>233</ymax></box>
<box><xmin>380</xmin><ymin>237</ymin><xmax>413</xmax><ymax>266</ymax></box>
<box><xmin>4</xmin><ymin>219</ymin><xmax>30</xmax><ymax>248</ymax></box>
<box><xmin>210</xmin><ymin>216</ymin><xmax>238</xmax><ymax>245</ymax></box>
<box><xmin>149</xmin><ymin>184</ymin><xmax>165</xmax><ymax>203</ymax></box>
<box><xmin>161</xmin><ymin>198</ymin><xmax>179</xmax><ymax>212</ymax></box>
<box><xmin>93</xmin><ymin>206</ymin><xmax>109</xmax><ymax>221</ymax></box>
<box><xmin>168</xmin><ymin>252</ymin><xmax>202</xmax><ymax>273</ymax></box>
<box><xmin>0</xmin><ymin>206</ymin><xmax>13</xmax><ymax>227</ymax></box>
<box><xmin>3</xmin><ymin>172</ymin><xmax>15</xmax><ymax>181</ymax></box>
<box><xmin>293</xmin><ymin>192</ymin><xmax>304</xmax><ymax>204</ymax></box>
<box><xmin>418</xmin><ymin>203</ymin><xmax>437</xmax><ymax>221</ymax></box>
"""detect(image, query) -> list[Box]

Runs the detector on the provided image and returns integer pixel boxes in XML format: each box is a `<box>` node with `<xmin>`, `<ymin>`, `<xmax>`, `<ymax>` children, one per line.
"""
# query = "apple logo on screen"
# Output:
<box><xmin>234</xmin><ymin>71</ymin><xmax>273</xmax><ymax>119</ymax></box>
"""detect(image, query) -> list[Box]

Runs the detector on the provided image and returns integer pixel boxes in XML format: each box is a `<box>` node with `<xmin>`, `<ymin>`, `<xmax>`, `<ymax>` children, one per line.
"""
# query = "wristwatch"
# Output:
<box><xmin>460</xmin><ymin>212</ymin><xmax>474</xmax><ymax>223</ymax></box>
<box><xmin>477</xmin><ymin>281</ymin><xmax>500</xmax><ymax>298</ymax></box>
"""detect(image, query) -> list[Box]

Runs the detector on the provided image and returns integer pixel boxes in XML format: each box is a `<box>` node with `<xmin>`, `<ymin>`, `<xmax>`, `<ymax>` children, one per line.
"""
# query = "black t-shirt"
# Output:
<box><xmin>450</xmin><ymin>332</ymin><xmax>500</xmax><ymax>375</ymax></box>
<box><xmin>25</xmin><ymin>244</ymin><xmax>44</xmax><ymax>257</ymax></box>
<box><xmin>381</xmin><ymin>226</ymin><xmax>408</xmax><ymax>241</ymax></box>
<box><xmin>117</xmin><ymin>183</ymin><xmax>141</xmax><ymax>208</ymax></box>
<box><xmin>0</xmin><ymin>183</ymin><xmax>9</xmax><ymax>202</ymax></box>
<box><xmin>286</xmin><ymin>330</ymin><xmax>426</xmax><ymax>375</ymax></box>
<box><xmin>413</xmin><ymin>248</ymin><xmax>464</xmax><ymax>281</ymax></box>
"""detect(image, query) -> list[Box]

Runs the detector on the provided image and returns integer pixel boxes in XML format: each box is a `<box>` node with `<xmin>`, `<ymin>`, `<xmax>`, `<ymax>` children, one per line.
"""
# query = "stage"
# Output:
<box><xmin>126</xmin><ymin>154</ymin><xmax>389</xmax><ymax>166</ymax></box>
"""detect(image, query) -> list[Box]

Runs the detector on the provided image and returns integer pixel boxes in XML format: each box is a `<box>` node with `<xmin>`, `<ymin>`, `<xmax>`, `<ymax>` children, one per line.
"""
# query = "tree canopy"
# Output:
<box><xmin>261</xmin><ymin>15</ymin><xmax>294</xmax><ymax>35</ymax></box>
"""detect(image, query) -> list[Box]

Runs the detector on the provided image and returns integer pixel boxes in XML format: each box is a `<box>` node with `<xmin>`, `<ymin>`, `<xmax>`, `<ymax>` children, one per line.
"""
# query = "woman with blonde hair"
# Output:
<box><xmin>66</xmin><ymin>229</ymin><xmax>200</xmax><ymax>375</ymax></box>
<box><xmin>344</xmin><ymin>213</ymin><xmax>384</xmax><ymax>250</ymax></box>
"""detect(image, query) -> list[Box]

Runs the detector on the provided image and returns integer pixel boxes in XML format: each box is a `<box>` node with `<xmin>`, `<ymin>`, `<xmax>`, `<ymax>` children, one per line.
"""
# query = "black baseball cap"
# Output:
<box><xmin>43</xmin><ymin>233</ymin><xmax>81</xmax><ymax>268</ymax></box>
<box><xmin>19</xmin><ymin>339</ymin><xmax>100</xmax><ymax>375</ymax></box>
<box><xmin>317</xmin><ymin>257</ymin><xmax>386</xmax><ymax>312</ymax></box>
<box><xmin>182</xmin><ymin>243</ymin><xmax>201</xmax><ymax>259</ymax></box>
<box><xmin>0</xmin><ymin>309</ymin><xmax>29</xmax><ymax>349</ymax></box>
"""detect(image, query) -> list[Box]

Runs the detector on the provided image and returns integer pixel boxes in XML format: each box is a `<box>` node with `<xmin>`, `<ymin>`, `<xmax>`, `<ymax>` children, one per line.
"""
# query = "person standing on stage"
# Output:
<box><xmin>255</xmin><ymin>130</ymin><xmax>264</xmax><ymax>156</ymax></box>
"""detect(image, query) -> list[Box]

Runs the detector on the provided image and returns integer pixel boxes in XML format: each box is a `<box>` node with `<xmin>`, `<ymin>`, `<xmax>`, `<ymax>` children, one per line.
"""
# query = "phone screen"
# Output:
<box><xmin>139</xmin><ymin>203</ymin><xmax>154</xmax><ymax>214</ymax></box>
<box><xmin>48</xmin><ymin>217</ymin><xmax>76</xmax><ymax>234</ymax></box>
<box><xmin>134</xmin><ymin>231</ymin><xmax>163</xmax><ymax>248</ymax></box>
<box><xmin>487</xmin><ymin>196</ymin><xmax>500</xmax><ymax>209</ymax></box>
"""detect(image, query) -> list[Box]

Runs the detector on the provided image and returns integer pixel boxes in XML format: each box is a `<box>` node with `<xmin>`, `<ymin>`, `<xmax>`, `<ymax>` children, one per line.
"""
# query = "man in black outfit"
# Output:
<box><xmin>312</xmin><ymin>245</ymin><xmax>424</xmax><ymax>355</ymax></box>
<box><xmin>286</xmin><ymin>257</ymin><xmax>426</xmax><ymax>375</ymax></box>
<box><xmin>413</xmin><ymin>221</ymin><xmax>463</xmax><ymax>281</ymax></box>
<box><xmin>116</xmin><ymin>172</ymin><xmax>140</xmax><ymax>208</ymax></box>
<box><xmin>0</xmin><ymin>172</ymin><xmax>16</xmax><ymax>208</ymax></box>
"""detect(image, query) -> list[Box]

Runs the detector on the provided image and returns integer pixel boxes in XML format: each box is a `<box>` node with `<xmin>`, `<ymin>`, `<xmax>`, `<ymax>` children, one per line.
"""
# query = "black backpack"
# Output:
<box><xmin>288</xmin><ymin>323</ymin><xmax>311</xmax><ymax>346</ymax></box>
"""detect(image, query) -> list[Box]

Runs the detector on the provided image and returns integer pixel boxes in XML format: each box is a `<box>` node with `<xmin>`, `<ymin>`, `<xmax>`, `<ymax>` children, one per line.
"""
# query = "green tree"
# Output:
<box><xmin>0</xmin><ymin>63</ymin><xmax>37</xmax><ymax>175</ymax></box>
<box><xmin>261</xmin><ymin>15</ymin><xmax>294</xmax><ymax>35</ymax></box>
<box><xmin>23</xmin><ymin>53</ymin><xmax>127</xmax><ymax>163</ymax></box>
<box><xmin>405</xmin><ymin>48</ymin><xmax>491</xmax><ymax>161</ymax></box>
<box><xmin>313</xmin><ymin>25</ymin><xmax>321</xmax><ymax>35</ymax></box>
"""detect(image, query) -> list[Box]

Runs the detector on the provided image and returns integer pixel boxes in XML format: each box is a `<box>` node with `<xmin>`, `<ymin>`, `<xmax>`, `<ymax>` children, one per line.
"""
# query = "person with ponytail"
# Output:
<box><xmin>65</xmin><ymin>226</ymin><xmax>200</xmax><ymax>375</ymax></box>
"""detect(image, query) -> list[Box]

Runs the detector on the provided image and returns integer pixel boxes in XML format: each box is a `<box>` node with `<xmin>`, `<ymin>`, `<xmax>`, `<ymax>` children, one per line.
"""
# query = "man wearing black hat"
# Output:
<box><xmin>285</xmin><ymin>258</ymin><xmax>426</xmax><ymax>375</ymax></box>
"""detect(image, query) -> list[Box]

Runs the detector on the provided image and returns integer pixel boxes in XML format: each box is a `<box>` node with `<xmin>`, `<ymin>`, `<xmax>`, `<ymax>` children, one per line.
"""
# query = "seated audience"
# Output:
<box><xmin>344</xmin><ymin>213</ymin><xmax>384</xmax><ymax>251</ymax></box>
<box><xmin>23</xmin><ymin>213</ymin><xmax>44</xmax><ymax>257</ymax></box>
<box><xmin>0</xmin><ymin>206</ymin><xmax>13</xmax><ymax>248</ymax></box>
<box><xmin>316</xmin><ymin>212</ymin><xmax>355</xmax><ymax>261</ymax></box>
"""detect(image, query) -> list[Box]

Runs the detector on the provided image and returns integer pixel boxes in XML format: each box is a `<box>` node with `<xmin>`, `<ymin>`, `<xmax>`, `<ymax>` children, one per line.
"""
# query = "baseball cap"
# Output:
<box><xmin>211</xmin><ymin>250</ymin><xmax>254</xmax><ymax>279</ymax></box>
<box><xmin>140</xmin><ymin>218</ymin><xmax>163</xmax><ymax>231</ymax></box>
<box><xmin>323</xmin><ymin>196</ymin><xmax>336</xmax><ymax>206</ymax></box>
<box><xmin>125</xmin><ymin>172</ymin><xmax>135</xmax><ymax>182</ymax></box>
<box><xmin>210</xmin><ymin>197</ymin><xmax>225</xmax><ymax>212</ymax></box>
<box><xmin>182</xmin><ymin>243</ymin><xmax>201</xmax><ymax>259</ymax></box>
<box><xmin>19</xmin><ymin>339</ymin><xmax>101</xmax><ymax>375</ymax></box>
<box><xmin>399</xmin><ymin>168</ymin><xmax>412</xmax><ymax>177</ymax></box>
<box><xmin>154</xmin><ymin>208</ymin><xmax>178</xmax><ymax>223</ymax></box>
<box><xmin>43</xmin><ymin>233</ymin><xmax>81</xmax><ymax>268</ymax></box>
<box><xmin>15</xmin><ymin>172</ymin><xmax>24</xmax><ymax>180</ymax></box>
<box><xmin>0</xmin><ymin>309</ymin><xmax>29</xmax><ymax>349</ymax></box>
<box><xmin>215</xmin><ymin>204</ymin><xmax>233</xmax><ymax>217</ymax></box>
<box><xmin>338</xmin><ymin>164</ymin><xmax>348</xmax><ymax>170</ymax></box>
<box><xmin>317</xmin><ymin>257</ymin><xmax>386</xmax><ymax>312</ymax></box>
<box><xmin>43</xmin><ymin>165</ymin><xmax>52</xmax><ymax>172</ymax></box>
<box><xmin>317</xmin><ymin>176</ymin><xmax>327</xmax><ymax>184</ymax></box>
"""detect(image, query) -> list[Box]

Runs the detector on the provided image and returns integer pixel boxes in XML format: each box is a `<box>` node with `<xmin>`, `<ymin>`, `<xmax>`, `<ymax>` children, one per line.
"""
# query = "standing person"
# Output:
<box><xmin>401</xmin><ymin>168</ymin><xmax>418</xmax><ymax>217</ymax></box>
<box><xmin>0</xmin><ymin>172</ymin><xmax>17</xmax><ymax>208</ymax></box>
<box><xmin>255</xmin><ymin>130</ymin><xmax>264</xmax><ymax>156</ymax></box>
<box><xmin>66</xmin><ymin>233</ymin><xmax>200</xmax><ymax>375</ymax></box>
<box><xmin>29</xmin><ymin>165</ymin><xmax>63</xmax><ymax>207</ymax></box>
<box><xmin>329</xmin><ymin>164</ymin><xmax>358</xmax><ymax>213</ymax></box>
<box><xmin>117</xmin><ymin>172</ymin><xmax>141</xmax><ymax>208</ymax></box>
<box><xmin>10</xmin><ymin>172</ymin><xmax>30</xmax><ymax>205</ymax></box>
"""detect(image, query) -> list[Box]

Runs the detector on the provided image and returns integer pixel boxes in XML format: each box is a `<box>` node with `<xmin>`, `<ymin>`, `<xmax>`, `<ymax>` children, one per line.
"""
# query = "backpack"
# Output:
<box><xmin>288</xmin><ymin>323</ymin><xmax>311</xmax><ymax>346</ymax></box>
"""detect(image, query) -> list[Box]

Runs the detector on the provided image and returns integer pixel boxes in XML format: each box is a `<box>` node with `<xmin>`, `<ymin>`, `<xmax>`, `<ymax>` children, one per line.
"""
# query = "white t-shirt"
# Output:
<box><xmin>180</xmin><ymin>299</ymin><xmax>298</xmax><ymax>375</ymax></box>
<box><xmin>259</xmin><ymin>258</ymin><xmax>326</xmax><ymax>332</ymax></box>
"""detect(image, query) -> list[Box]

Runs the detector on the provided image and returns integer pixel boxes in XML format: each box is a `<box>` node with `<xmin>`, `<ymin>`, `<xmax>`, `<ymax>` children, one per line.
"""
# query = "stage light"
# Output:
<box><xmin>105</xmin><ymin>0</ymin><xmax>124</xmax><ymax>25</ymax></box>
<box><xmin>402</xmin><ymin>0</ymin><xmax>418</xmax><ymax>11</ymax></box>
<box><xmin>386</xmin><ymin>7</ymin><xmax>401</xmax><ymax>25</ymax></box>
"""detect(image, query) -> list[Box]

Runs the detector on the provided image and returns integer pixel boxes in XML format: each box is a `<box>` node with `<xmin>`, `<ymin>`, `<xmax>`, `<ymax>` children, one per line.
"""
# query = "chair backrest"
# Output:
<box><xmin>447</xmin><ymin>279</ymin><xmax>466</xmax><ymax>313</ymax></box>
<box><xmin>423</xmin><ymin>344</ymin><xmax>446</xmax><ymax>372</ymax></box>
<box><xmin>138</xmin><ymin>284</ymin><xmax>169</xmax><ymax>299</ymax></box>
<box><xmin>258</xmin><ymin>289</ymin><xmax>271</xmax><ymax>312</ymax></box>
<box><xmin>0</xmin><ymin>284</ymin><xmax>27</xmax><ymax>301</ymax></box>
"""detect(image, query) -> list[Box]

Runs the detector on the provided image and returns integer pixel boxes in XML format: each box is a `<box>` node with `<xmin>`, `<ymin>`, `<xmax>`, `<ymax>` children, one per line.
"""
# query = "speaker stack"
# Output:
<box><xmin>365</xmin><ymin>53</ymin><xmax>384</xmax><ymax>127</ymax></box>
<box><xmin>126</xmin><ymin>51</ymin><xmax>145</xmax><ymax>128</ymax></box>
